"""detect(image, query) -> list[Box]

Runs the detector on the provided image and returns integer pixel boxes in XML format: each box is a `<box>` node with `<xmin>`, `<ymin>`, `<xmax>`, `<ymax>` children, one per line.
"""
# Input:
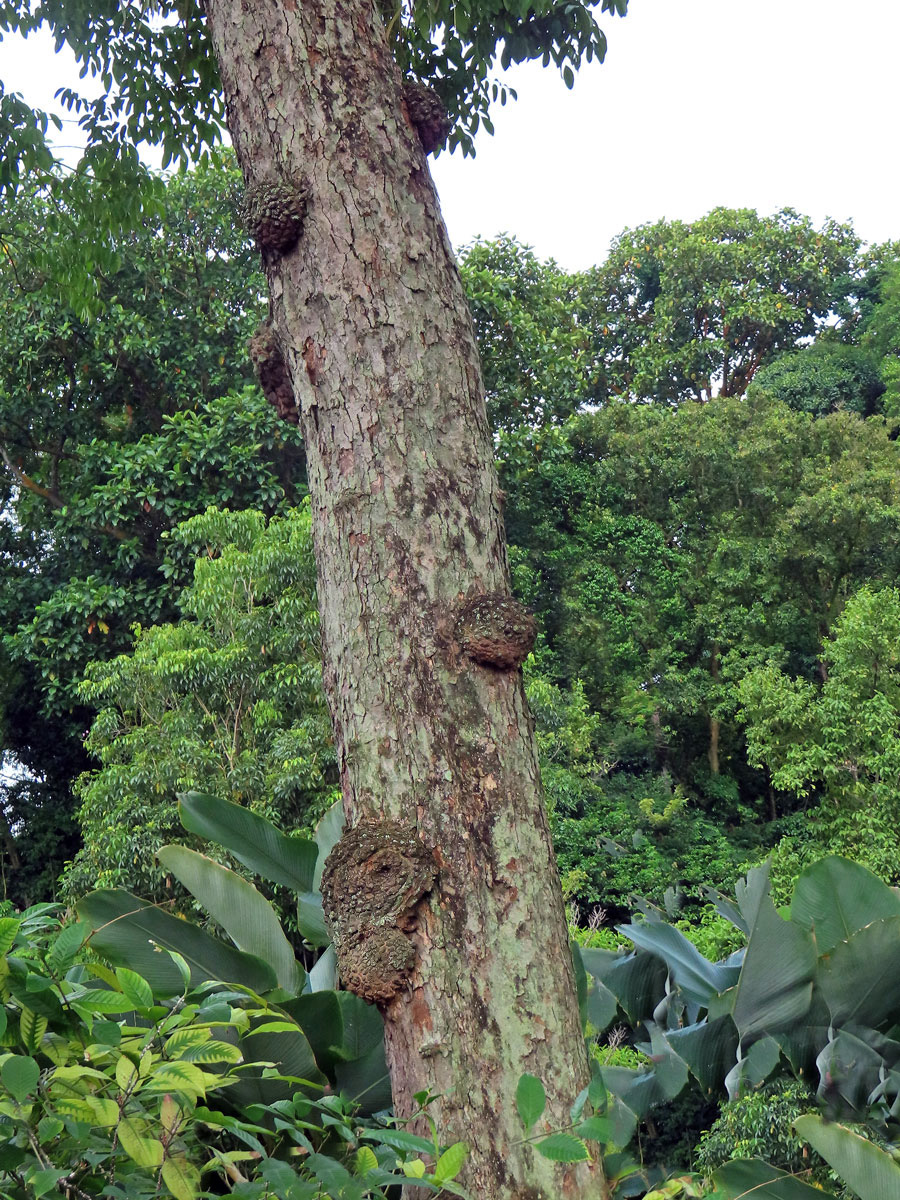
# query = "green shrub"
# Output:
<box><xmin>0</xmin><ymin>906</ymin><xmax>468</xmax><ymax>1199</ymax></box>
<box><xmin>550</xmin><ymin>769</ymin><xmax>754</xmax><ymax>913</ymax></box>
<box><xmin>693</xmin><ymin>1080</ymin><xmax>819</xmax><ymax>1178</ymax></box>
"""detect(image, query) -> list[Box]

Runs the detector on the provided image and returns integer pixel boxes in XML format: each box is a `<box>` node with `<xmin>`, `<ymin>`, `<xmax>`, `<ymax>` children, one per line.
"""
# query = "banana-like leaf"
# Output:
<box><xmin>178</xmin><ymin>792</ymin><xmax>318</xmax><ymax>893</ymax></box>
<box><xmin>278</xmin><ymin>991</ymin><xmax>344</xmax><ymax>1075</ymax></box>
<box><xmin>714</xmin><ymin>1158</ymin><xmax>834</xmax><ymax>1198</ymax></box>
<box><xmin>241</xmin><ymin>1021</ymin><xmax>323</xmax><ymax>1087</ymax></box>
<box><xmin>815</xmin><ymin>1030</ymin><xmax>886</xmax><ymax>1115</ymax></box>
<box><xmin>77</xmin><ymin>889</ymin><xmax>277</xmax><ymax>996</ymax></box>
<box><xmin>817</xmin><ymin>916</ymin><xmax>900</xmax><ymax>1027</ymax></box>
<box><xmin>728</xmin><ymin>884</ymin><xmax>815</xmax><ymax>1040</ymax></box>
<box><xmin>665</xmin><ymin>1016</ymin><xmax>739</xmax><ymax>1096</ymax></box>
<box><xmin>157</xmin><ymin>845</ymin><xmax>304</xmax><ymax>994</ymax></box>
<box><xmin>313</xmin><ymin>800</ymin><xmax>344</xmax><ymax>891</ymax></box>
<box><xmin>307</xmin><ymin>945</ymin><xmax>339</xmax><ymax>992</ymax></box>
<box><xmin>724</xmin><ymin>1035</ymin><xmax>781</xmax><ymax>1100</ymax></box>
<box><xmin>297</xmin><ymin>893</ymin><xmax>330</xmax><ymax>947</ymax></box>
<box><xmin>794</xmin><ymin>1115</ymin><xmax>900</xmax><ymax>1199</ymax></box>
<box><xmin>618</xmin><ymin>920</ymin><xmax>739</xmax><ymax>1007</ymax></box>
<box><xmin>583</xmin><ymin>948</ymin><xmax>667</xmax><ymax>1027</ymax></box>
<box><xmin>790</xmin><ymin>856</ymin><xmax>900</xmax><ymax>954</ymax></box>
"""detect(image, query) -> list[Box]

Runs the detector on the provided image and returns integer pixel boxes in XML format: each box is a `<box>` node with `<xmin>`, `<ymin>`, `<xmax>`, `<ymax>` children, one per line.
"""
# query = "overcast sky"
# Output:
<box><xmin>1</xmin><ymin>0</ymin><xmax>897</xmax><ymax>270</ymax></box>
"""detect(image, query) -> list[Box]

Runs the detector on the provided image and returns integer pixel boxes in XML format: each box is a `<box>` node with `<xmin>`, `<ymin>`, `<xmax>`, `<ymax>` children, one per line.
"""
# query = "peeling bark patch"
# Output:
<box><xmin>320</xmin><ymin>820</ymin><xmax>437</xmax><ymax>1005</ymax></box>
<box><xmin>401</xmin><ymin>80</ymin><xmax>452</xmax><ymax>155</ymax></box>
<box><xmin>241</xmin><ymin>178</ymin><xmax>308</xmax><ymax>255</ymax></box>
<box><xmin>455</xmin><ymin>594</ymin><xmax>537</xmax><ymax>671</ymax></box>
<box><xmin>248</xmin><ymin>321</ymin><xmax>298</xmax><ymax>423</ymax></box>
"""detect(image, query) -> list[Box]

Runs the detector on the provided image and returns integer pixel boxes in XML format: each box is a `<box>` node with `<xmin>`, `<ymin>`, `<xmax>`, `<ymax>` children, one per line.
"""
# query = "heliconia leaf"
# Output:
<box><xmin>156</xmin><ymin>845</ymin><xmax>304</xmax><ymax>995</ymax></box>
<box><xmin>515</xmin><ymin>1073</ymin><xmax>546</xmax><ymax>1131</ymax></box>
<box><xmin>77</xmin><ymin>889</ymin><xmax>277</xmax><ymax>996</ymax></box>
<box><xmin>714</xmin><ymin>1158</ymin><xmax>834</xmax><ymax>1198</ymax></box>
<box><xmin>795</xmin><ymin>1114</ymin><xmax>900</xmax><ymax>1199</ymax></box>
<box><xmin>178</xmin><ymin>792</ymin><xmax>318</xmax><ymax>893</ymax></box>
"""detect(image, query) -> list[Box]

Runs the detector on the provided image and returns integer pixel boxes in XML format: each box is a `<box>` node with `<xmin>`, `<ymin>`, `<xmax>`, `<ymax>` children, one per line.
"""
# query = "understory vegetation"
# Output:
<box><xmin>2</xmin><ymin>157</ymin><xmax>900</xmax><ymax>1195</ymax></box>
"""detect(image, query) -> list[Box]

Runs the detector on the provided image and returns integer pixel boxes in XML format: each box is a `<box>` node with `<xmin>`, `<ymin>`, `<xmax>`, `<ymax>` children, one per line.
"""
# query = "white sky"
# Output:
<box><xmin>1</xmin><ymin>0</ymin><xmax>898</xmax><ymax>270</ymax></box>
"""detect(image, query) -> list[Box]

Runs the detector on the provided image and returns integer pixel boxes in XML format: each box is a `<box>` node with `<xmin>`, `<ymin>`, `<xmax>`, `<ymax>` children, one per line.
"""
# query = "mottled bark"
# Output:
<box><xmin>202</xmin><ymin>0</ymin><xmax>597</xmax><ymax>1195</ymax></box>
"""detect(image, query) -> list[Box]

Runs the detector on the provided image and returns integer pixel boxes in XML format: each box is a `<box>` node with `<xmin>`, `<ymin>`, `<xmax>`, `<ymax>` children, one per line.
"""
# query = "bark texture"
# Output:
<box><xmin>202</xmin><ymin>0</ymin><xmax>595</xmax><ymax>1194</ymax></box>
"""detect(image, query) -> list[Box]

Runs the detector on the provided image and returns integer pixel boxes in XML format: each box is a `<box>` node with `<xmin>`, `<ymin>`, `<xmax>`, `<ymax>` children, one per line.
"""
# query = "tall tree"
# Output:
<box><xmin>0</xmin><ymin>158</ymin><xmax>305</xmax><ymax>902</ymax></box>
<box><xmin>0</xmin><ymin>0</ymin><xmax>629</xmax><ymax>1194</ymax></box>
<box><xmin>582</xmin><ymin>207</ymin><xmax>859</xmax><ymax>405</ymax></box>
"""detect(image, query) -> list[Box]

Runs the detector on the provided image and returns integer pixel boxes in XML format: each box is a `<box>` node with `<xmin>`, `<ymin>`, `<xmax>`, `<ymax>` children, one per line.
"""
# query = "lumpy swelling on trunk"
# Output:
<box><xmin>321</xmin><ymin>820</ymin><xmax>437</xmax><ymax>1004</ymax></box>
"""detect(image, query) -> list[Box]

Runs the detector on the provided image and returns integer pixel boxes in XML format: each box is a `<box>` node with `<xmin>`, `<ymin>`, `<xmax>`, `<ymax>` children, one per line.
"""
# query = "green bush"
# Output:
<box><xmin>693</xmin><ymin>1081</ymin><xmax>820</xmax><ymax>1178</ymax></box>
<box><xmin>0</xmin><ymin>905</ymin><xmax>468</xmax><ymax>1199</ymax></box>
<box><xmin>550</xmin><ymin>769</ymin><xmax>755</xmax><ymax>914</ymax></box>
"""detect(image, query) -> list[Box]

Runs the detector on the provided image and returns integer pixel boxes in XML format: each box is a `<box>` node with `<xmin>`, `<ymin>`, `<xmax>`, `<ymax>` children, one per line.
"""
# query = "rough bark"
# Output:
<box><xmin>202</xmin><ymin>0</ymin><xmax>597</xmax><ymax>1195</ymax></box>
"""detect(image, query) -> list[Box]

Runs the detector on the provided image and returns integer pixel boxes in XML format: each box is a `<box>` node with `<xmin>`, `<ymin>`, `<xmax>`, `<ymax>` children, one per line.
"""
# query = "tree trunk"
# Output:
<box><xmin>202</xmin><ymin>0</ymin><xmax>596</xmax><ymax>1195</ymax></box>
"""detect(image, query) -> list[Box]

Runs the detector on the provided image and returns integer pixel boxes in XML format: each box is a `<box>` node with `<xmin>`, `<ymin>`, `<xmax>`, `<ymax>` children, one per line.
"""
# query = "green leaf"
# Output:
<box><xmin>25</xmin><ymin>1168</ymin><xmax>63</xmax><ymax>1198</ymax></box>
<box><xmin>714</xmin><ymin>1157</ymin><xmax>836</xmax><ymax>1198</ymax></box>
<box><xmin>118</xmin><ymin>1116</ymin><xmax>165</xmax><ymax>1168</ymax></box>
<box><xmin>817</xmin><ymin>916</ymin><xmax>900</xmax><ymax>1026</ymax></box>
<box><xmin>77</xmin><ymin>889</ymin><xmax>277</xmax><ymax>995</ymax></box>
<box><xmin>161</xmin><ymin>1155</ymin><xmax>201</xmax><ymax>1200</ymax></box>
<box><xmin>143</xmin><ymin>1061</ymin><xmax>214</xmax><ymax>1099</ymax></box>
<box><xmin>516</xmin><ymin>1073</ymin><xmax>546</xmax><ymax>1131</ymax></box>
<box><xmin>157</xmin><ymin>845</ymin><xmax>304</xmax><ymax>994</ymax></box>
<box><xmin>0</xmin><ymin>919</ymin><xmax>21</xmax><ymax>956</ymax></box>
<box><xmin>534</xmin><ymin>1133</ymin><xmax>590</xmax><ymax>1162</ymax></box>
<box><xmin>434</xmin><ymin>1141</ymin><xmax>468</xmax><ymax>1182</ymax></box>
<box><xmin>795</xmin><ymin>1115</ymin><xmax>900</xmax><ymax>1198</ymax></box>
<box><xmin>355</xmin><ymin>1145</ymin><xmax>378</xmax><ymax>1173</ymax></box>
<box><xmin>178</xmin><ymin>792</ymin><xmax>318</xmax><ymax>893</ymax></box>
<box><xmin>790</xmin><ymin>856</ymin><xmax>900</xmax><ymax>953</ymax></box>
<box><xmin>115</xmin><ymin>967</ymin><xmax>153</xmax><ymax>1009</ymax></box>
<box><xmin>1</xmin><ymin>1055</ymin><xmax>39</xmax><ymax>1102</ymax></box>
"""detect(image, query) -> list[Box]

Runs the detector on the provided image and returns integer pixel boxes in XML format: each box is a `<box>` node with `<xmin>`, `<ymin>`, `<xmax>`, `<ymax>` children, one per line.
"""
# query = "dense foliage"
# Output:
<box><xmin>0</xmin><ymin>158</ymin><xmax>302</xmax><ymax>903</ymax></box>
<box><xmin>64</xmin><ymin>507</ymin><xmax>337</xmax><ymax>902</ymax></box>
<box><xmin>2</xmin><ymin>146</ymin><xmax>900</xmax><ymax>1192</ymax></box>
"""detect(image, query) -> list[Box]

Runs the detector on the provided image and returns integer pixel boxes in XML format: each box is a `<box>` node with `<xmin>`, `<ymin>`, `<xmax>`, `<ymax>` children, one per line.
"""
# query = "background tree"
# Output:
<box><xmin>581</xmin><ymin>208</ymin><xmax>859</xmax><ymax>404</ymax></box>
<box><xmin>64</xmin><ymin>504</ymin><xmax>337</xmax><ymax>902</ymax></box>
<box><xmin>0</xmin><ymin>157</ymin><xmax>305</xmax><ymax>902</ymax></box>
<box><xmin>460</xmin><ymin>235</ymin><xmax>598</xmax><ymax>431</ymax></box>
<box><xmin>739</xmin><ymin>586</ymin><xmax>900</xmax><ymax>886</ymax></box>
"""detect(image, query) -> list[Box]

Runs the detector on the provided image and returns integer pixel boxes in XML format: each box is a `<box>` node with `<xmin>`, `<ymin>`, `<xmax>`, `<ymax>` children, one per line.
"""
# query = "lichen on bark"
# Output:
<box><xmin>321</xmin><ymin>820</ymin><xmax>436</xmax><ymax>1005</ymax></box>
